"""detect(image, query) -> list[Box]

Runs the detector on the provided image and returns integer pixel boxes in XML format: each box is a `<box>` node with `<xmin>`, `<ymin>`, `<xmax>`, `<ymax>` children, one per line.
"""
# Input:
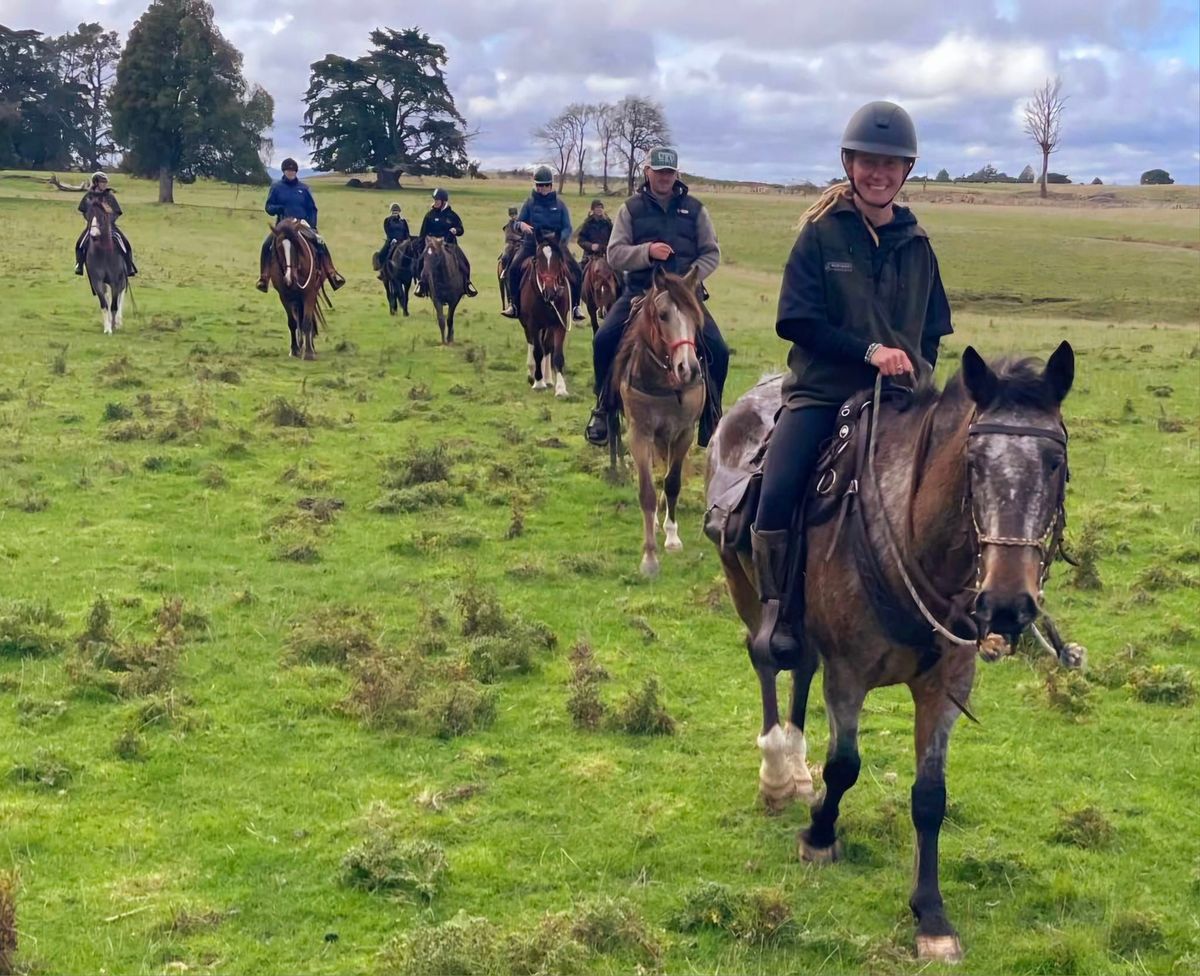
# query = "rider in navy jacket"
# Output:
<box><xmin>255</xmin><ymin>159</ymin><xmax>345</xmax><ymax>291</ymax></box>
<box><xmin>500</xmin><ymin>166</ymin><xmax>584</xmax><ymax>322</ymax></box>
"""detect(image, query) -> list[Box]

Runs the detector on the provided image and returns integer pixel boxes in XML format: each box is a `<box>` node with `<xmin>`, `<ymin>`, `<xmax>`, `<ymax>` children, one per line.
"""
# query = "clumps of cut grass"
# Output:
<box><xmin>198</xmin><ymin>463</ymin><xmax>226</xmax><ymax>488</ymax></box>
<box><xmin>369</xmin><ymin>483</ymin><xmax>465</xmax><ymax>514</ymax></box>
<box><xmin>98</xmin><ymin>354</ymin><xmax>143</xmax><ymax>388</ymax></box>
<box><xmin>1133</xmin><ymin>562</ymin><xmax>1197</xmax><ymax>591</ymax></box>
<box><xmin>381</xmin><ymin>443</ymin><xmax>452</xmax><ymax>488</ymax></box>
<box><xmin>952</xmin><ymin>847</ymin><xmax>1029</xmax><ymax>887</ymax></box>
<box><xmin>340</xmin><ymin>832</ymin><xmax>447</xmax><ymax>900</ymax></box>
<box><xmin>7</xmin><ymin>491</ymin><xmax>50</xmax><ymax>513</ymax></box>
<box><xmin>284</xmin><ymin>605</ymin><xmax>380</xmax><ymax>668</ymax></box>
<box><xmin>1153</xmin><ymin>617</ymin><xmax>1195</xmax><ymax>648</ymax></box>
<box><xmin>0</xmin><ymin>870</ymin><xmax>17</xmax><ymax>974</ymax></box>
<box><xmin>15</xmin><ymin>698</ymin><xmax>68</xmax><ymax>725</ymax></box>
<box><xmin>1108</xmin><ymin>910</ymin><xmax>1166</xmax><ymax>957</ymax></box>
<box><xmin>567</xmin><ymin>641</ymin><xmax>609</xmax><ymax>730</ymax></box>
<box><xmin>505</xmin><ymin>499</ymin><xmax>525</xmax><ymax>539</ymax></box>
<box><xmin>0</xmin><ymin>600</ymin><xmax>66</xmax><ymax>657</ymax></box>
<box><xmin>454</xmin><ymin>584</ymin><xmax>557</xmax><ymax>683</ymax></box>
<box><xmin>566</xmin><ymin>895</ymin><xmax>661</xmax><ymax>960</ymax></box>
<box><xmin>407</xmin><ymin>383</ymin><xmax>433</xmax><ymax>402</ymax></box>
<box><xmin>1051</xmin><ymin>805</ymin><xmax>1115</xmax><ymax>849</ymax></box>
<box><xmin>103</xmin><ymin>401</ymin><xmax>133</xmax><ymax>422</ymax></box>
<box><xmin>163</xmin><ymin>905</ymin><xmax>234</xmax><ymax>935</ymax></box>
<box><xmin>1156</xmin><ymin>405</ymin><xmax>1187</xmax><ymax>433</ymax></box>
<box><xmin>340</xmin><ymin>653</ymin><xmax>496</xmax><ymax>738</ymax></box>
<box><xmin>1127</xmin><ymin>664</ymin><xmax>1196</xmax><ymax>706</ymax></box>
<box><xmin>113</xmin><ymin>727</ymin><xmax>148</xmax><ymax>762</ymax></box>
<box><xmin>1090</xmin><ymin>643</ymin><xmax>1146</xmax><ymax>689</ymax></box>
<box><xmin>390</xmin><ymin>526</ymin><xmax>485</xmax><ymax>556</ymax></box>
<box><xmin>1069</xmin><ymin>521</ymin><xmax>1103</xmax><ymax>590</ymax></box>
<box><xmin>670</xmin><ymin>880</ymin><xmax>793</xmax><ymax>942</ymax></box>
<box><xmin>1040</xmin><ymin>668</ymin><xmax>1093</xmax><ymax>718</ymax></box>
<box><xmin>9</xmin><ymin>748</ymin><xmax>77</xmax><ymax>790</ymax></box>
<box><xmin>379</xmin><ymin>912</ymin><xmax>503</xmax><ymax>976</ymax></box>
<box><xmin>259</xmin><ymin>396</ymin><xmax>309</xmax><ymax>428</ymax></box>
<box><xmin>611</xmin><ymin>677</ymin><xmax>675</xmax><ymax>736</ymax></box>
<box><xmin>424</xmin><ymin>675</ymin><xmax>499</xmax><ymax>738</ymax></box>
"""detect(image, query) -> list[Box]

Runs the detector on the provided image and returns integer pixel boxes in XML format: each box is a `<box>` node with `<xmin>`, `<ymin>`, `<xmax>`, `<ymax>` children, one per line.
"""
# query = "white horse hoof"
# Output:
<box><xmin>1061</xmin><ymin>642</ymin><xmax>1087</xmax><ymax>670</ymax></box>
<box><xmin>799</xmin><ymin>837</ymin><xmax>841</xmax><ymax>864</ymax></box>
<box><xmin>555</xmin><ymin>389</ymin><xmax>568</xmax><ymax>399</ymax></box>
<box><xmin>640</xmin><ymin>556</ymin><xmax>659</xmax><ymax>578</ymax></box>
<box><xmin>916</xmin><ymin>934</ymin><xmax>963</xmax><ymax>963</ymax></box>
<box><xmin>665</xmin><ymin>537</ymin><xmax>683</xmax><ymax>552</ymax></box>
<box><xmin>533</xmin><ymin>381</ymin><xmax>547</xmax><ymax>391</ymax></box>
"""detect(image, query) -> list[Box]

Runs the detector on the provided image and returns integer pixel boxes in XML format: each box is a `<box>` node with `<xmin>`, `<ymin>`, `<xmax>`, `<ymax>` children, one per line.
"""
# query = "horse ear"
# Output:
<box><xmin>962</xmin><ymin>346</ymin><xmax>998</xmax><ymax>409</ymax></box>
<box><xmin>682</xmin><ymin>266</ymin><xmax>700</xmax><ymax>292</ymax></box>
<box><xmin>1044</xmin><ymin>340</ymin><xmax>1074</xmax><ymax>404</ymax></box>
<box><xmin>652</xmin><ymin>265</ymin><xmax>667</xmax><ymax>290</ymax></box>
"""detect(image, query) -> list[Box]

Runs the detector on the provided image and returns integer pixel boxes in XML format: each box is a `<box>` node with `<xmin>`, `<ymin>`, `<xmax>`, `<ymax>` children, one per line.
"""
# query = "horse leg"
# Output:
<box><xmin>400</xmin><ymin>278</ymin><xmax>410</xmax><ymax>317</ymax></box>
<box><xmin>531</xmin><ymin>331</ymin><xmax>547</xmax><ymax>391</ymax></box>
<box><xmin>552</xmin><ymin>328</ymin><xmax>568</xmax><ymax>398</ymax></box>
<box><xmin>632</xmin><ymin>436</ymin><xmax>659</xmax><ymax>577</ymax></box>
<box><xmin>386</xmin><ymin>277</ymin><xmax>397</xmax><ymax>315</ymax></box>
<box><xmin>799</xmin><ymin>667</ymin><xmax>865</xmax><ymax>861</ymax></box>
<box><xmin>525</xmin><ymin>334</ymin><xmax>536</xmax><ymax>386</ymax></box>
<box><xmin>662</xmin><ymin>442</ymin><xmax>686</xmax><ymax>552</ymax></box>
<box><xmin>97</xmin><ymin>281</ymin><xmax>112</xmax><ymax>334</ymax></box>
<box><xmin>907</xmin><ymin>656</ymin><xmax>973</xmax><ymax>963</ymax></box>
<box><xmin>301</xmin><ymin>299</ymin><xmax>316</xmax><ymax>361</ymax></box>
<box><xmin>287</xmin><ymin>301</ymin><xmax>300</xmax><ymax>357</ymax></box>
<box><xmin>447</xmin><ymin>297</ymin><xmax>458</xmax><ymax>344</ymax></box>
<box><xmin>112</xmin><ymin>283</ymin><xmax>124</xmax><ymax>331</ymax></box>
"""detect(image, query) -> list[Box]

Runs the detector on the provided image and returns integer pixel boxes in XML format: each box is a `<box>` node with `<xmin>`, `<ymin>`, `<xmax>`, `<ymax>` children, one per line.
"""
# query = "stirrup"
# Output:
<box><xmin>500</xmin><ymin>305</ymin><xmax>518</xmax><ymax>318</ymax></box>
<box><xmin>255</xmin><ymin>278</ymin><xmax>269</xmax><ymax>293</ymax></box>
<box><xmin>466</xmin><ymin>282</ymin><xmax>479</xmax><ymax>297</ymax></box>
<box><xmin>584</xmin><ymin>408</ymin><xmax>609</xmax><ymax>446</ymax></box>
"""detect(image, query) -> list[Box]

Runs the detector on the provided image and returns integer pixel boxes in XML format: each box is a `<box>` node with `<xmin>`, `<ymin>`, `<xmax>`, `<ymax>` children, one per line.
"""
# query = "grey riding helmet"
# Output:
<box><xmin>841</xmin><ymin>101</ymin><xmax>918</xmax><ymax>159</ymax></box>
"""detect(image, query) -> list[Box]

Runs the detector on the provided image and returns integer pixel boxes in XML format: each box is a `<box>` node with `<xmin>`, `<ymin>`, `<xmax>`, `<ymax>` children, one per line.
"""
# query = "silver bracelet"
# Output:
<box><xmin>864</xmin><ymin>342</ymin><xmax>881</xmax><ymax>364</ymax></box>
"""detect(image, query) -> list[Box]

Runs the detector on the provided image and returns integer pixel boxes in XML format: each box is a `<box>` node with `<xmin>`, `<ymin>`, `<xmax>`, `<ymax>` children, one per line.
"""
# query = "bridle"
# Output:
<box><xmin>533</xmin><ymin>244</ymin><xmax>570</xmax><ymax>332</ymax></box>
<box><xmin>630</xmin><ymin>289</ymin><xmax>700</xmax><ymax>388</ymax></box>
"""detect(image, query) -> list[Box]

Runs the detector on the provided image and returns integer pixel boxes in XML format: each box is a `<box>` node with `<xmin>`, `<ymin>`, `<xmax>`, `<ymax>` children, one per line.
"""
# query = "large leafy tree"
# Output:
<box><xmin>0</xmin><ymin>25</ymin><xmax>85</xmax><ymax>169</ymax></box>
<box><xmin>51</xmin><ymin>23</ymin><xmax>122</xmax><ymax>171</ymax></box>
<box><xmin>303</xmin><ymin>27</ymin><xmax>469</xmax><ymax>188</ymax></box>
<box><xmin>109</xmin><ymin>0</ymin><xmax>273</xmax><ymax>203</ymax></box>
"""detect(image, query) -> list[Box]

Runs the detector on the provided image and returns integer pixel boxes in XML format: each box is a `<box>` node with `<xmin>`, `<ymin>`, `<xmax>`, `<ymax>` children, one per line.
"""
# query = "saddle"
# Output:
<box><xmin>704</xmin><ymin>384</ymin><xmax>914</xmax><ymax>555</ymax></box>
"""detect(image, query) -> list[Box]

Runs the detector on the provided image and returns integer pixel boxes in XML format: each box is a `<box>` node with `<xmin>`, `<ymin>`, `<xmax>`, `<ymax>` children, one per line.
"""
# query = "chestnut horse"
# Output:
<box><xmin>420</xmin><ymin>237</ymin><xmax>466</xmax><ymax>344</ymax></box>
<box><xmin>581</xmin><ymin>254</ymin><xmax>618</xmax><ymax>333</ymax></box>
<box><xmin>268</xmin><ymin>218</ymin><xmax>327</xmax><ymax>359</ymax></box>
<box><xmin>705</xmin><ymin>342</ymin><xmax>1076</xmax><ymax>961</ymax></box>
<box><xmin>614</xmin><ymin>266</ymin><xmax>706</xmax><ymax>577</ymax></box>
<box><xmin>518</xmin><ymin>240</ymin><xmax>571</xmax><ymax>396</ymax></box>
<box><xmin>81</xmin><ymin>195</ymin><xmax>127</xmax><ymax>335</ymax></box>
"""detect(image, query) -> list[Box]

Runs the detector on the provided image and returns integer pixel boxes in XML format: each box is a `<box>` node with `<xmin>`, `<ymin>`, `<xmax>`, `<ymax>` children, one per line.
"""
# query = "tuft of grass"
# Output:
<box><xmin>369</xmin><ymin>483</ymin><xmax>465</xmax><ymax>514</ymax></box>
<box><xmin>1068</xmin><ymin>521</ymin><xmax>1103</xmax><ymax>590</ymax></box>
<box><xmin>1050</xmin><ymin>805</ymin><xmax>1115</xmax><ymax>849</ymax></box>
<box><xmin>259</xmin><ymin>396</ymin><xmax>309</xmax><ymax>427</ymax></box>
<box><xmin>113</xmin><ymin>728</ymin><xmax>148</xmax><ymax>762</ymax></box>
<box><xmin>1126</xmin><ymin>664</ymin><xmax>1196</xmax><ymax>706</ymax></box>
<box><xmin>8</xmin><ymin>491</ymin><xmax>50</xmax><ymax>513</ymax></box>
<box><xmin>568</xmin><ymin>895</ymin><xmax>660</xmax><ymax>960</ymax></box>
<box><xmin>1108</xmin><ymin>910</ymin><xmax>1166</xmax><ymax>957</ymax></box>
<box><xmin>1041</xmin><ymin>668</ymin><xmax>1093</xmax><ymax>718</ymax></box>
<box><xmin>340</xmin><ymin>832</ymin><xmax>447</xmax><ymax>900</ymax></box>
<box><xmin>338</xmin><ymin>651</ymin><xmax>425</xmax><ymax>728</ymax></box>
<box><xmin>0</xmin><ymin>869</ymin><xmax>16</xmax><ymax>975</ymax></box>
<box><xmin>9</xmin><ymin>748</ymin><xmax>77</xmax><ymax>790</ymax></box>
<box><xmin>670</xmin><ymin>880</ymin><xmax>793</xmax><ymax>942</ymax></box>
<box><xmin>284</xmin><ymin>606</ymin><xmax>379</xmax><ymax>668</ymax></box>
<box><xmin>381</xmin><ymin>443</ymin><xmax>453</xmax><ymax>487</ymax></box>
<box><xmin>0</xmin><ymin>600</ymin><xmax>66</xmax><ymax>656</ymax></box>
<box><xmin>103</xmin><ymin>401</ymin><xmax>133</xmax><ymax>422</ymax></box>
<box><xmin>1133</xmin><ymin>562</ymin><xmax>1196</xmax><ymax>591</ymax></box>
<box><xmin>198</xmin><ymin>463</ymin><xmax>226</xmax><ymax>488</ymax></box>
<box><xmin>611</xmin><ymin>677</ymin><xmax>675</xmax><ymax>736</ymax></box>
<box><xmin>420</xmin><ymin>676</ymin><xmax>498</xmax><ymax>739</ymax></box>
<box><xmin>378</xmin><ymin>912</ymin><xmax>504</xmax><ymax>976</ymax></box>
<box><xmin>566</xmin><ymin>641</ymin><xmax>608</xmax><ymax>730</ymax></box>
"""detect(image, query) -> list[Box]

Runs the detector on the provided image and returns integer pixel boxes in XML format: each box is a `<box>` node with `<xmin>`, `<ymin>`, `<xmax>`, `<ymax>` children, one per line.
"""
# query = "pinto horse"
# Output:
<box><xmin>614</xmin><ymin>266</ymin><xmax>706</xmax><ymax>577</ymax></box>
<box><xmin>705</xmin><ymin>342</ymin><xmax>1076</xmax><ymax>962</ymax></box>
<box><xmin>582</xmin><ymin>254</ymin><xmax>618</xmax><ymax>333</ymax></box>
<box><xmin>268</xmin><ymin>218</ymin><xmax>328</xmax><ymax>359</ymax></box>
<box><xmin>382</xmin><ymin>238</ymin><xmax>416</xmax><ymax>317</ymax></box>
<box><xmin>420</xmin><ymin>237</ymin><xmax>466</xmax><ymax>344</ymax></box>
<box><xmin>81</xmin><ymin>196</ymin><xmax>127</xmax><ymax>335</ymax></box>
<box><xmin>518</xmin><ymin>239</ymin><xmax>572</xmax><ymax>396</ymax></box>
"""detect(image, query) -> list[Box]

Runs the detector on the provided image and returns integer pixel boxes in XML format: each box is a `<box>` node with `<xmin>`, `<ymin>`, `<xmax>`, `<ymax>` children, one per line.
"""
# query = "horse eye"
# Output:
<box><xmin>1047</xmin><ymin>454</ymin><xmax>1063</xmax><ymax>472</ymax></box>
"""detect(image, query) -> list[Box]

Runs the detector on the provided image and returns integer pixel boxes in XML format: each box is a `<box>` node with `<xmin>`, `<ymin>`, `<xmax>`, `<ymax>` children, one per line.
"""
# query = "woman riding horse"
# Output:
<box><xmin>749</xmin><ymin>101</ymin><xmax>953</xmax><ymax>667</ymax></box>
<box><xmin>74</xmin><ymin>172</ymin><xmax>137</xmax><ymax>278</ymax></box>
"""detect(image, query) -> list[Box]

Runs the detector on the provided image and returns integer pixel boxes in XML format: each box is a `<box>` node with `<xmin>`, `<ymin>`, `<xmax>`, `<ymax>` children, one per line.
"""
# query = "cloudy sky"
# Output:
<box><xmin>4</xmin><ymin>0</ymin><xmax>1198</xmax><ymax>184</ymax></box>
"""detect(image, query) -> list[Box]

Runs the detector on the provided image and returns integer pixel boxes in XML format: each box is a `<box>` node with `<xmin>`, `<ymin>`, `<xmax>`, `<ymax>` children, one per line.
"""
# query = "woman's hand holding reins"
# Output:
<box><xmin>869</xmin><ymin>345</ymin><xmax>914</xmax><ymax>377</ymax></box>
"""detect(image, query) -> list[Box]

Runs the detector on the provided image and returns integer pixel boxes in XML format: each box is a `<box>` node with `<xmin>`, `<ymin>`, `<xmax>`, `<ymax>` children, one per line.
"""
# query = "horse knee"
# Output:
<box><xmin>823</xmin><ymin>750</ymin><xmax>861</xmax><ymax>795</ymax></box>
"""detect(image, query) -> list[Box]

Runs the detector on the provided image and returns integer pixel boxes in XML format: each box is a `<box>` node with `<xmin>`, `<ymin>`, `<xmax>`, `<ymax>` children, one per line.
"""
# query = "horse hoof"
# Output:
<box><xmin>798</xmin><ymin>837</ymin><xmax>841</xmax><ymax>864</ymax></box>
<box><xmin>978</xmin><ymin>633</ymin><xmax>1010</xmax><ymax>662</ymax></box>
<box><xmin>665</xmin><ymin>537</ymin><xmax>683</xmax><ymax>552</ymax></box>
<box><xmin>1061</xmin><ymin>642</ymin><xmax>1087</xmax><ymax>670</ymax></box>
<box><xmin>640</xmin><ymin>557</ymin><xmax>659</xmax><ymax>578</ymax></box>
<box><xmin>533</xmin><ymin>381</ymin><xmax>547</xmax><ymax>391</ymax></box>
<box><xmin>916</xmin><ymin>934</ymin><xmax>963</xmax><ymax>963</ymax></box>
<box><xmin>555</xmin><ymin>390</ymin><xmax>568</xmax><ymax>399</ymax></box>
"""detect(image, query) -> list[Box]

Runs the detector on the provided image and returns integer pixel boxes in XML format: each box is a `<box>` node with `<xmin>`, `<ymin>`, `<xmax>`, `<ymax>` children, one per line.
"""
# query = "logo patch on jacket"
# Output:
<box><xmin>825</xmin><ymin>261</ymin><xmax>853</xmax><ymax>273</ymax></box>
<box><xmin>678</xmin><ymin>209</ymin><xmax>689</xmax><ymax>214</ymax></box>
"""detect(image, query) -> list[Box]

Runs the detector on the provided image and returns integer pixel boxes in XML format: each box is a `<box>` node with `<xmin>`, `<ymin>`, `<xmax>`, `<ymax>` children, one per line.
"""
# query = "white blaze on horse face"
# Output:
<box><xmin>282</xmin><ymin>238</ymin><xmax>294</xmax><ymax>287</ymax></box>
<box><xmin>89</xmin><ymin>216</ymin><xmax>100</xmax><ymax>239</ymax></box>
<box><xmin>541</xmin><ymin>245</ymin><xmax>552</xmax><ymax>263</ymax></box>
<box><xmin>658</xmin><ymin>293</ymin><xmax>701</xmax><ymax>382</ymax></box>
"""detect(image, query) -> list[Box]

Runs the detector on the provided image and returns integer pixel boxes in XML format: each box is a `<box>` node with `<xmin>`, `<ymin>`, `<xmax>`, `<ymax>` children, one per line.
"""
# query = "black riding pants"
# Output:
<box><xmin>754</xmin><ymin>404</ymin><xmax>840</xmax><ymax>532</ymax></box>
<box><xmin>507</xmin><ymin>239</ymin><xmax>582</xmax><ymax>313</ymax></box>
<box><xmin>591</xmin><ymin>291</ymin><xmax>729</xmax><ymax>404</ymax></box>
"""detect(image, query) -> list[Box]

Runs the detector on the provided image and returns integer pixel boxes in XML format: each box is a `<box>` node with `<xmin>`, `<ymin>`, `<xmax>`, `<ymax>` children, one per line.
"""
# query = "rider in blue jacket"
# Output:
<box><xmin>255</xmin><ymin>158</ymin><xmax>345</xmax><ymax>291</ymax></box>
<box><xmin>500</xmin><ymin>166</ymin><xmax>584</xmax><ymax>322</ymax></box>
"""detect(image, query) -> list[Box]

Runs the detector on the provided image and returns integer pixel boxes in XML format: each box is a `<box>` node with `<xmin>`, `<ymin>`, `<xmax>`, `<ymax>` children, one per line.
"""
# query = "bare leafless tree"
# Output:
<box><xmin>613</xmin><ymin>96</ymin><xmax>671</xmax><ymax>194</ymax></box>
<box><xmin>1023</xmin><ymin>76</ymin><xmax>1066</xmax><ymax>199</ymax></box>
<box><xmin>595</xmin><ymin>103</ymin><xmax>618</xmax><ymax>194</ymax></box>
<box><xmin>560</xmin><ymin>103</ymin><xmax>595</xmax><ymax>196</ymax></box>
<box><xmin>534</xmin><ymin>113</ymin><xmax>574</xmax><ymax>191</ymax></box>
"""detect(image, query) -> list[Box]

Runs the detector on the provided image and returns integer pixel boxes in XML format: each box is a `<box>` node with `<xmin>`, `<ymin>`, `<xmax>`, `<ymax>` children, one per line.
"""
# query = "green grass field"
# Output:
<box><xmin>0</xmin><ymin>170</ymin><xmax>1197</xmax><ymax>975</ymax></box>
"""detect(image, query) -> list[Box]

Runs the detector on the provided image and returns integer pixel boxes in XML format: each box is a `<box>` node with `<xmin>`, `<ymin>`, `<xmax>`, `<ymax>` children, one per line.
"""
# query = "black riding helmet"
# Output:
<box><xmin>533</xmin><ymin>165</ymin><xmax>554</xmax><ymax>185</ymax></box>
<box><xmin>840</xmin><ymin>101</ymin><xmax>918</xmax><ymax>206</ymax></box>
<box><xmin>432</xmin><ymin>187</ymin><xmax>449</xmax><ymax>202</ymax></box>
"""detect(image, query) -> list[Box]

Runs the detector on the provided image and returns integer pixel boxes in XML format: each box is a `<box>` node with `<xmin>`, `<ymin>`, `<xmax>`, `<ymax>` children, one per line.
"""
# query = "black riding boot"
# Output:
<box><xmin>750</xmin><ymin>527</ymin><xmax>803</xmax><ymax>668</ymax></box>
<box><xmin>256</xmin><ymin>237</ymin><xmax>271</xmax><ymax>292</ymax></box>
<box><xmin>584</xmin><ymin>397</ymin><xmax>610</xmax><ymax>446</ymax></box>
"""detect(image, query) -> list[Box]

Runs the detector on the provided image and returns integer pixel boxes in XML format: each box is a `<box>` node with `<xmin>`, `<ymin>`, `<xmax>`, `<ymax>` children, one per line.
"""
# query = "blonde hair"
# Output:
<box><xmin>797</xmin><ymin>179</ymin><xmax>879</xmax><ymax>246</ymax></box>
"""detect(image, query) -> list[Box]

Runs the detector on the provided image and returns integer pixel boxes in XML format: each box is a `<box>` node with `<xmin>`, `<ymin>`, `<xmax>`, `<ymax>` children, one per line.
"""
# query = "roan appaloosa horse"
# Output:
<box><xmin>705</xmin><ymin>342</ymin><xmax>1077</xmax><ymax>962</ymax></box>
<box><xmin>614</xmin><ymin>266</ymin><xmax>706</xmax><ymax>577</ymax></box>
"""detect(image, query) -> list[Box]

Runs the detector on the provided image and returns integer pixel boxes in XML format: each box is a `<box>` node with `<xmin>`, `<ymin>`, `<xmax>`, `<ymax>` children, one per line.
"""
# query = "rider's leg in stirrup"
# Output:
<box><xmin>255</xmin><ymin>235</ymin><xmax>272</xmax><ymax>291</ymax></box>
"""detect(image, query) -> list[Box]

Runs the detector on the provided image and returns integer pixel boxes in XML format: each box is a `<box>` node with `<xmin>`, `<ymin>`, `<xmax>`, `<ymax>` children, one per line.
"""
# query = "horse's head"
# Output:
<box><xmin>645</xmin><ymin>266</ymin><xmax>703</xmax><ymax>387</ymax></box>
<box><xmin>962</xmin><ymin>341</ymin><xmax>1074</xmax><ymax>637</ymax></box>
<box><xmin>534</xmin><ymin>244</ymin><xmax>566</xmax><ymax>306</ymax></box>
<box><xmin>425</xmin><ymin>236</ymin><xmax>446</xmax><ymax>261</ymax></box>
<box><xmin>84</xmin><ymin>196</ymin><xmax>112</xmax><ymax>243</ymax></box>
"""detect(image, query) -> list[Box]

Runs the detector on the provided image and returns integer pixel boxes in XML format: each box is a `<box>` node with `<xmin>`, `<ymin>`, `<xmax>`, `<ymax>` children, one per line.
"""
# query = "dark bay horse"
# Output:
<box><xmin>705</xmin><ymin>342</ymin><xmax>1076</xmax><ymax>962</ymax></box>
<box><xmin>497</xmin><ymin>240</ymin><xmax>519</xmax><ymax>311</ymax></box>
<box><xmin>615</xmin><ymin>266</ymin><xmax>706</xmax><ymax>577</ymax></box>
<box><xmin>382</xmin><ymin>238</ymin><xmax>416</xmax><ymax>317</ymax></box>
<box><xmin>420</xmin><ymin>237</ymin><xmax>466</xmax><ymax>344</ymax></box>
<box><xmin>268</xmin><ymin>218</ymin><xmax>327</xmax><ymax>359</ymax></box>
<box><xmin>582</xmin><ymin>254</ymin><xmax>619</xmax><ymax>333</ymax></box>
<box><xmin>81</xmin><ymin>196</ymin><xmax>127</xmax><ymax>335</ymax></box>
<box><xmin>518</xmin><ymin>240</ymin><xmax>571</xmax><ymax>396</ymax></box>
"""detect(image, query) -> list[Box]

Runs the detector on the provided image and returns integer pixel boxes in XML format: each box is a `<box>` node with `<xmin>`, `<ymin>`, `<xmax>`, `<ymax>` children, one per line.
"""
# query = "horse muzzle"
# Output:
<box><xmin>973</xmin><ymin>590</ymin><xmax>1038</xmax><ymax>639</ymax></box>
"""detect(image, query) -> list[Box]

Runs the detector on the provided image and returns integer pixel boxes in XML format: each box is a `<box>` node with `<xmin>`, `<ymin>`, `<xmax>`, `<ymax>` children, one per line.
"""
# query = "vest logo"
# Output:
<box><xmin>825</xmin><ymin>261</ymin><xmax>853</xmax><ymax>273</ymax></box>
<box><xmin>678</xmin><ymin>209</ymin><xmax>689</xmax><ymax>214</ymax></box>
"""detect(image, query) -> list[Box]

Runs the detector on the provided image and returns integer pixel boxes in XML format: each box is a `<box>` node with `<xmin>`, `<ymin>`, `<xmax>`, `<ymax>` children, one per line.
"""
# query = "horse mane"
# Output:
<box><xmin>611</xmin><ymin>273</ymin><xmax>704</xmax><ymax>394</ymax></box>
<box><xmin>941</xmin><ymin>355</ymin><xmax>1056</xmax><ymax>412</ymax></box>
